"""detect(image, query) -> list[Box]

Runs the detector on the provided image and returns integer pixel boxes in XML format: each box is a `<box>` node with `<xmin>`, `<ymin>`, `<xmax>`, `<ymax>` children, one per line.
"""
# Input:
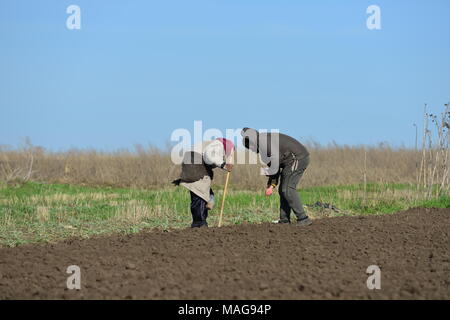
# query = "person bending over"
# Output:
<box><xmin>241</xmin><ymin>128</ymin><xmax>311</xmax><ymax>226</ymax></box>
<box><xmin>173</xmin><ymin>138</ymin><xmax>234</xmax><ymax>228</ymax></box>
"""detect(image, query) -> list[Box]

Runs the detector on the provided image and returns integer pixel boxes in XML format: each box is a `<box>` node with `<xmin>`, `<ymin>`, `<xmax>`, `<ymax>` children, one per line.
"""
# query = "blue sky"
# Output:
<box><xmin>1</xmin><ymin>0</ymin><xmax>449</xmax><ymax>150</ymax></box>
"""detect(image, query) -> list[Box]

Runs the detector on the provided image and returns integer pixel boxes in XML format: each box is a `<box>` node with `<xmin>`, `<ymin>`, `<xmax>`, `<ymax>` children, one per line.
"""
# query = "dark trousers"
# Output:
<box><xmin>190</xmin><ymin>191</ymin><xmax>209</xmax><ymax>228</ymax></box>
<box><xmin>279</xmin><ymin>156</ymin><xmax>310</xmax><ymax>222</ymax></box>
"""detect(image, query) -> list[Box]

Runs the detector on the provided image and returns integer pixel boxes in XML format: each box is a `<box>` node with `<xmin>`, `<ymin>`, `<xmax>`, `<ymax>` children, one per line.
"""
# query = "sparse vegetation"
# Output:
<box><xmin>417</xmin><ymin>103</ymin><xmax>450</xmax><ymax>198</ymax></box>
<box><xmin>1</xmin><ymin>104</ymin><xmax>448</xmax><ymax>247</ymax></box>
<box><xmin>0</xmin><ymin>181</ymin><xmax>448</xmax><ymax>247</ymax></box>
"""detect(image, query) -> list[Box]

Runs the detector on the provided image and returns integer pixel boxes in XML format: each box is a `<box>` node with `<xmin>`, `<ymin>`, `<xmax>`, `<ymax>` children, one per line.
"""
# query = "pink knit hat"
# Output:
<box><xmin>216</xmin><ymin>138</ymin><xmax>235</xmax><ymax>156</ymax></box>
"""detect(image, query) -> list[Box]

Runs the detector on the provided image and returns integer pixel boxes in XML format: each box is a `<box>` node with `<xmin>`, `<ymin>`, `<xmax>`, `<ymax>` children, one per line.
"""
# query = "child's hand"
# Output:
<box><xmin>265</xmin><ymin>186</ymin><xmax>274</xmax><ymax>196</ymax></box>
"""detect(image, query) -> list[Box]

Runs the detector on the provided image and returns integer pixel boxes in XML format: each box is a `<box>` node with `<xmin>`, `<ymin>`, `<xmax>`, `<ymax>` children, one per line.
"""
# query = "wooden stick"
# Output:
<box><xmin>218</xmin><ymin>171</ymin><xmax>230</xmax><ymax>227</ymax></box>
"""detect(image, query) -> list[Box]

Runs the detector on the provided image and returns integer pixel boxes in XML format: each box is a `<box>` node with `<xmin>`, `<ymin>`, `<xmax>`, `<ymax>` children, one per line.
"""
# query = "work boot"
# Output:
<box><xmin>296</xmin><ymin>217</ymin><xmax>312</xmax><ymax>227</ymax></box>
<box><xmin>272</xmin><ymin>218</ymin><xmax>290</xmax><ymax>224</ymax></box>
<box><xmin>191</xmin><ymin>221</ymin><xmax>208</xmax><ymax>228</ymax></box>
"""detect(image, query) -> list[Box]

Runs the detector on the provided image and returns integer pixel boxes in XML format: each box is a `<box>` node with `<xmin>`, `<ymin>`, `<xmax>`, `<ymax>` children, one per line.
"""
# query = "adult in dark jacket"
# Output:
<box><xmin>241</xmin><ymin>128</ymin><xmax>312</xmax><ymax>226</ymax></box>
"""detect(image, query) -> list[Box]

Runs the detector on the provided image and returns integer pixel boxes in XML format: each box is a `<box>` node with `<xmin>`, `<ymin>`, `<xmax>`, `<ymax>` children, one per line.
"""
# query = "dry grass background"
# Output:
<box><xmin>1</xmin><ymin>141</ymin><xmax>448</xmax><ymax>247</ymax></box>
<box><xmin>1</xmin><ymin>105</ymin><xmax>447</xmax><ymax>246</ymax></box>
<box><xmin>3</xmin><ymin>103</ymin><xmax>448</xmax><ymax>191</ymax></box>
<box><xmin>0</xmin><ymin>143</ymin><xmax>421</xmax><ymax>190</ymax></box>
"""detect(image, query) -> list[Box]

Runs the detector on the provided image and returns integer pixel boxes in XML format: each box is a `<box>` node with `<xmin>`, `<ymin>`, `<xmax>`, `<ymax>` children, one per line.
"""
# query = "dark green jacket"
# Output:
<box><xmin>242</xmin><ymin>128</ymin><xmax>309</xmax><ymax>187</ymax></box>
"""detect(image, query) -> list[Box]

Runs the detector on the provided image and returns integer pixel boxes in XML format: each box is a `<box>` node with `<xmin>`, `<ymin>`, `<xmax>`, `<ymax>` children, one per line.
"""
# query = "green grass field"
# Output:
<box><xmin>0</xmin><ymin>181</ymin><xmax>448</xmax><ymax>247</ymax></box>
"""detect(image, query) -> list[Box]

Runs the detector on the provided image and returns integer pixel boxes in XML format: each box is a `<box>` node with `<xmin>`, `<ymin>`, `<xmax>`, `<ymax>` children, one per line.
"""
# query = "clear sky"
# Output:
<box><xmin>1</xmin><ymin>0</ymin><xmax>449</xmax><ymax>151</ymax></box>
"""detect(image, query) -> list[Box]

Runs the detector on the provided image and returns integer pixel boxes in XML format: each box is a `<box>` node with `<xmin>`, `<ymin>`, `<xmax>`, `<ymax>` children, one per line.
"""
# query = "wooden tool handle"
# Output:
<box><xmin>218</xmin><ymin>171</ymin><xmax>230</xmax><ymax>227</ymax></box>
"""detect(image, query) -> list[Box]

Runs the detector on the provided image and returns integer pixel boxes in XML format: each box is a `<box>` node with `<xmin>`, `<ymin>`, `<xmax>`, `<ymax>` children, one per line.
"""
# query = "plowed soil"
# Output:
<box><xmin>0</xmin><ymin>207</ymin><xmax>449</xmax><ymax>299</ymax></box>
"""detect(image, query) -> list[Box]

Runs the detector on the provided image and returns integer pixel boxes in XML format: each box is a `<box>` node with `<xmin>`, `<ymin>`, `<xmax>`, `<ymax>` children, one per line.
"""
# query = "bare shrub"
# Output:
<box><xmin>0</xmin><ymin>138</ymin><xmax>37</xmax><ymax>185</ymax></box>
<box><xmin>417</xmin><ymin>103</ymin><xmax>450</xmax><ymax>198</ymax></box>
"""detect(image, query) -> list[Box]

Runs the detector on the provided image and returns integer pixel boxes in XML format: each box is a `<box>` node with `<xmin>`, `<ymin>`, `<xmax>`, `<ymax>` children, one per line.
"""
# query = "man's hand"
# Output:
<box><xmin>225</xmin><ymin>164</ymin><xmax>233</xmax><ymax>172</ymax></box>
<box><xmin>265</xmin><ymin>185</ymin><xmax>274</xmax><ymax>196</ymax></box>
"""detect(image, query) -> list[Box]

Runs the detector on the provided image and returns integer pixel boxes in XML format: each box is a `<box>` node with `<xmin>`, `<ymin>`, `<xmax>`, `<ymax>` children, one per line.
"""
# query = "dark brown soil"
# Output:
<box><xmin>0</xmin><ymin>207</ymin><xmax>449</xmax><ymax>299</ymax></box>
